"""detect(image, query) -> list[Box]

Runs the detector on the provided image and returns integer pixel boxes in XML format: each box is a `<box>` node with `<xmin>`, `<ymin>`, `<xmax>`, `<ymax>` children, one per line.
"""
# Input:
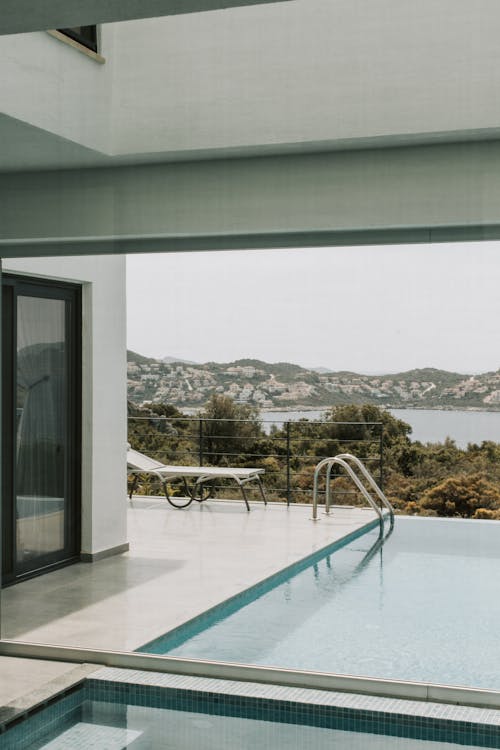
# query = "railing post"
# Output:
<box><xmin>325</xmin><ymin>461</ymin><xmax>333</xmax><ymax>514</ymax></box>
<box><xmin>199</xmin><ymin>418</ymin><xmax>203</xmax><ymax>466</ymax></box>
<box><xmin>379</xmin><ymin>424</ymin><xmax>384</xmax><ymax>492</ymax></box>
<box><xmin>286</xmin><ymin>421</ymin><xmax>291</xmax><ymax>506</ymax></box>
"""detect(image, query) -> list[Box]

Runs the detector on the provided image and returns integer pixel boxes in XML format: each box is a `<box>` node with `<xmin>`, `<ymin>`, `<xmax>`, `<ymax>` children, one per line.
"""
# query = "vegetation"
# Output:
<box><xmin>197</xmin><ymin>394</ymin><xmax>265</xmax><ymax>466</ymax></box>
<box><xmin>419</xmin><ymin>474</ymin><xmax>500</xmax><ymax>518</ymax></box>
<box><xmin>128</xmin><ymin>398</ymin><xmax>500</xmax><ymax>518</ymax></box>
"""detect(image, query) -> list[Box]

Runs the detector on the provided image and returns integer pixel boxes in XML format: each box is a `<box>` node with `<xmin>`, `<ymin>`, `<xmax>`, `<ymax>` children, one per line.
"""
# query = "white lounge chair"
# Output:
<box><xmin>127</xmin><ymin>446</ymin><xmax>267</xmax><ymax>511</ymax></box>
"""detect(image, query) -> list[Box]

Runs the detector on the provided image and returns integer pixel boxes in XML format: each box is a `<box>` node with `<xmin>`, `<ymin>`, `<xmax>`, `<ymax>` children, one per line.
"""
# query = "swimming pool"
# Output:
<box><xmin>3</xmin><ymin>670</ymin><xmax>500</xmax><ymax>749</ymax></box>
<box><xmin>141</xmin><ymin>516</ymin><xmax>500</xmax><ymax>690</ymax></box>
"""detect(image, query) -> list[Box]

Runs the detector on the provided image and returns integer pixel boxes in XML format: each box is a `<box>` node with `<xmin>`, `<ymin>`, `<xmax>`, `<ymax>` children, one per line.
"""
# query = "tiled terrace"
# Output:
<box><xmin>0</xmin><ymin>497</ymin><xmax>376</xmax><ymax>714</ymax></box>
<box><xmin>2</xmin><ymin>498</ymin><xmax>377</xmax><ymax>652</ymax></box>
<box><xmin>3</xmin><ymin>499</ymin><xmax>500</xmax><ymax>738</ymax></box>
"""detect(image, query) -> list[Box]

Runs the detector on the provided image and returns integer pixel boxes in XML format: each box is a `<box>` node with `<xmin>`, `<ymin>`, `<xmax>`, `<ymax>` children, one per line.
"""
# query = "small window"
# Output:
<box><xmin>58</xmin><ymin>26</ymin><xmax>98</xmax><ymax>53</ymax></box>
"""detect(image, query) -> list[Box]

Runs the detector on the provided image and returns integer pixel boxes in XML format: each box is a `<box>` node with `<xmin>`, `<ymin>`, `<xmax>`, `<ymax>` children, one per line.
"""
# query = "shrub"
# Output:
<box><xmin>420</xmin><ymin>473</ymin><xmax>500</xmax><ymax>518</ymax></box>
<box><xmin>473</xmin><ymin>508</ymin><xmax>500</xmax><ymax>520</ymax></box>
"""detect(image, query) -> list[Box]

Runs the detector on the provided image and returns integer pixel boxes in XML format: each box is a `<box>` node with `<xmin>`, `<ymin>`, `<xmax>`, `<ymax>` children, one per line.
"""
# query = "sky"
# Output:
<box><xmin>126</xmin><ymin>242</ymin><xmax>500</xmax><ymax>375</ymax></box>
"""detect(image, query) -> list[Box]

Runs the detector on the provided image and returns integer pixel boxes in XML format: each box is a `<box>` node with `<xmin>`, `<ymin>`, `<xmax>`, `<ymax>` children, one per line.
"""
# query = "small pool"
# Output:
<box><xmin>3</xmin><ymin>674</ymin><xmax>500</xmax><ymax>749</ymax></box>
<box><xmin>141</xmin><ymin>517</ymin><xmax>500</xmax><ymax>690</ymax></box>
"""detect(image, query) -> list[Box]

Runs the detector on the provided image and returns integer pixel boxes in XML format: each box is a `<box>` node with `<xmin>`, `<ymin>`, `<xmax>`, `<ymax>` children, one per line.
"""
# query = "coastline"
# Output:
<box><xmin>258</xmin><ymin>407</ymin><xmax>500</xmax><ymax>447</ymax></box>
<box><xmin>260</xmin><ymin>405</ymin><xmax>500</xmax><ymax>415</ymax></box>
<box><xmin>182</xmin><ymin>404</ymin><xmax>500</xmax><ymax>416</ymax></box>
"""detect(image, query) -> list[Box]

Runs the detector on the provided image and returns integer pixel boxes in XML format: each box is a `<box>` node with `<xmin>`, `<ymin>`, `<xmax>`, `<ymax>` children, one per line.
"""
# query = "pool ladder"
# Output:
<box><xmin>312</xmin><ymin>453</ymin><xmax>394</xmax><ymax>526</ymax></box>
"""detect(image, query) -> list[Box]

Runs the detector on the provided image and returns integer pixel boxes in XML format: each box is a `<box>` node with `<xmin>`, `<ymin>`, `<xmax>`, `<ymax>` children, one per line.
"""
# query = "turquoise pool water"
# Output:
<box><xmin>7</xmin><ymin>701</ymin><xmax>484</xmax><ymax>750</ymax></box>
<box><xmin>142</xmin><ymin>517</ymin><xmax>500</xmax><ymax>690</ymax></box>
<box><xmin>3</xmin><ymin>682</ymin><xmax>498</xmax><ymax>750</ymax></box>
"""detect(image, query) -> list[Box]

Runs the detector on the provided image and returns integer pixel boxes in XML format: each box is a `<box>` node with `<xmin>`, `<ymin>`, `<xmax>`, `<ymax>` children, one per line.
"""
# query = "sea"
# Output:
<box><xmin>260</xmin><ymin>408</ymin><xmax>500</xmax><ymax>448</ymax></box>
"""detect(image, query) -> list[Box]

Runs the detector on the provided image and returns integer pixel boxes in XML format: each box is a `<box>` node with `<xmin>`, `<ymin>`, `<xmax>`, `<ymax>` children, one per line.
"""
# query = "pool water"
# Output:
<box><xmin>2</xmin><ymin>693</ymin><xmax>493</xmax><ymax>750</ymax></box>
<box><xmin>142</xmin><ymin>517</ymin><xmax>500</xmax><ymax>690</ymax></box>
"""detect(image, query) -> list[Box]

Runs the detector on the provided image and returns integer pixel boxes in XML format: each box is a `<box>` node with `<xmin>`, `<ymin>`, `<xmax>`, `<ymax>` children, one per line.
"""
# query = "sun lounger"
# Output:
<box><xmin>127</xmin><ymin>447</ymin><xmax>267</xmax><ymax>511</ymax></box>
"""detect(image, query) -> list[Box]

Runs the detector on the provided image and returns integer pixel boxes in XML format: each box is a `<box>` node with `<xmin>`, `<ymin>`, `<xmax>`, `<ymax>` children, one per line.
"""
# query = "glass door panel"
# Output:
<box><xmin>15</xmin><ymin>295</ymin><xmax>66</xmax><ymax>565</ymax></box>
<box><xmin>2</xmin><ymin>276</ymin><xmax>80</xmax><ymax>584</ymax></box>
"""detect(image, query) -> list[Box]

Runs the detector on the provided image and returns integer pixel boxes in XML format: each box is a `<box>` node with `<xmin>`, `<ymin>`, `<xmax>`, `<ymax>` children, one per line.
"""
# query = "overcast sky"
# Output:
<box><xmin>127</xmin><ymin>242</ymin><xmax>500</xmax><ymax>374</ymax></box>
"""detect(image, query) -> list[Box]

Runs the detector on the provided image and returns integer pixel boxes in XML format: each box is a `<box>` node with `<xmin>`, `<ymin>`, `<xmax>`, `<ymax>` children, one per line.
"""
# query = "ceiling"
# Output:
<box><xmin>0</xmin><ymin>0</ymin><xmax>290</xmax><ymax>35</ymax></box>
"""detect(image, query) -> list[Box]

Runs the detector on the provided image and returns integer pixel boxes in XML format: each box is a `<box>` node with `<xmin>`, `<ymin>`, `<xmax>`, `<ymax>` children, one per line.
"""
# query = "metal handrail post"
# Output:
<box><xmin>313</xmin><ymin>457</ymin><xmax>383</xmax><ymax>522</ymax></box>
<box><xmin>335</xmin><ymin>453</ymin><xmax>394</xmax><ymax>518</ymax></box>
<box><xmin>312</xmin><ymin>457</ymin><xmax>334</xmax><ymax>520</ymax></box>
<box><xmin>199</xmin><ymin>418</ymin><xmax>203</xmax><ymax>466</ymax></box>
<box><xmin>379</xmin><ymin>425</ymin><xmax>384</xmax><ymax>492</ymax></box>
<box><xmin>325</xmin><ymin>461</ymin><xmax>334</xmax><ymax>514</ymax></box>
<box><xmin>286</xmin><ymin>421</ymin><xmax>291</xmax><ymax>506</ymax></box>
<box><xmin>332</xmin><ymin>458</ymin><xmax>383</xmax><ymax>520</ymax></box>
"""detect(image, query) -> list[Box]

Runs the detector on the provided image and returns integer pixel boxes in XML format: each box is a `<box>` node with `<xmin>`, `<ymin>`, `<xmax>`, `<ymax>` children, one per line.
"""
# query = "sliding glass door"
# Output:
<box><xmin>2</xmin><ymin>276</ymin><xmax>81</xmax><ymax>584</ymax></box>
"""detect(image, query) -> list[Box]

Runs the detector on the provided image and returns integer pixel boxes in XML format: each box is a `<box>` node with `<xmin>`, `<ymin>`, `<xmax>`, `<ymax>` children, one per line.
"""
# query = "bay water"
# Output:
<box><xmin>261</xmin><ymin>408</ymin><xmax>500</xmax><ymax>447</ymax></box>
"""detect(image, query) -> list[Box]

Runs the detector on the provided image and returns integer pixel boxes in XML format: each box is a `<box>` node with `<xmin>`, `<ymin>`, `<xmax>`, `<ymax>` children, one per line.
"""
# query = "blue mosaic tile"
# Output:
<box><xmin>0</xmin><ymin>689</ymin><xmax>84</xmax><ymax>750</ymax></box>
<box><xmin>3</xmin><ymin>667</ymin><xmax>500</xmax><ymax>749</ymax></box>
<box><xmin>85</xmin><ymin>670</ymin><xmax>500</xmax><ymax>748</ymax></box>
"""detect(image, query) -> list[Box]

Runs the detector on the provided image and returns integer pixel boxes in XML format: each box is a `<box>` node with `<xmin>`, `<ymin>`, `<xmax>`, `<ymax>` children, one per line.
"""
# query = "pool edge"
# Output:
<box><xmin>138</xmin><ymin>513</ymin><xmax>383</xmax><ymax>654</ymax></box>
<box><xmin>3</xmin><ymin>669</ymin><xmax>500</xmax><ymax>749</ymax></box>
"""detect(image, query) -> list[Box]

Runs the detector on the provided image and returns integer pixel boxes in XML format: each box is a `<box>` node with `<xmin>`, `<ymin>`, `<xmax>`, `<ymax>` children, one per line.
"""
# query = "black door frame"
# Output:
<box><xmin>1</xmin><ymin>273</ymin><xmax>81</xmax><ymax>585</ymax></box>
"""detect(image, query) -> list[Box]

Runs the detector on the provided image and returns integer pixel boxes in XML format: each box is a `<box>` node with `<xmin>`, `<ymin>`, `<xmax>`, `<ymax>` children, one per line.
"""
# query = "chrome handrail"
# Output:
<box><xmin>312</xmin><ymin>457</ymin><xmax>382</xmax><ymax>521</ymax></box>
<box><xmin>312</xmin><ymin>454</ymin><xmax>394</xmax><ymax>524</ymax></box>
<box><xmin>328</xmin><ymin>453</ymin><xmax>394</xmax><ymax>519</ymax></box>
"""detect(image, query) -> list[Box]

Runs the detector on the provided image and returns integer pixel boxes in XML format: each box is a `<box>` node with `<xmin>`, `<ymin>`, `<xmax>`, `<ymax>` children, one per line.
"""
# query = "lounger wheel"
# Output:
<box><xmin>188</xmin><ymin>482</ymin><xmax>215</xmax><ymax>502</ymax></box>
<box><xmin>164</xmin><ymin>478</ymin><xmax>214</xmax><ymax>508</ymax></box>
<box><xmin>165</xmin><ymin>493</ymin><xmax>194</xmax><ymax>509</ymax></box>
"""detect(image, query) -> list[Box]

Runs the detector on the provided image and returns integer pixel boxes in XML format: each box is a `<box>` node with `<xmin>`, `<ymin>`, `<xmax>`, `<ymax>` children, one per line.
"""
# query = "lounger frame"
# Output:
<box><xmin>127</xmin><ymin>448</ymin><xmax>267</xmax><ymax>511</ymax></box>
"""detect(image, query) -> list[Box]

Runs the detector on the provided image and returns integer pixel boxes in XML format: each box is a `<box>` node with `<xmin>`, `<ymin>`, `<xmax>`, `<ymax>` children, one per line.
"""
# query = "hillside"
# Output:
<box><xmin>127</xmin><ymin>352</ymin><xmax>500</xmax><ymax>411</ymax></box>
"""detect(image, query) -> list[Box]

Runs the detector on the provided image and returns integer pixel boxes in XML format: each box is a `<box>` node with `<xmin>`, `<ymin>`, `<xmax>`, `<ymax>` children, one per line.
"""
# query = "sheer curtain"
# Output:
<box><xmin>16</xmin><ymin>295</ymin><xmax>66</xmax><ymax>563</ymax></box>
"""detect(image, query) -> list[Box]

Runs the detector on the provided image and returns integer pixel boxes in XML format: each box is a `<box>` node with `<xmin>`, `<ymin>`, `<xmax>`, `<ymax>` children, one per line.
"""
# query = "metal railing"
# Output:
<box><xmin>312</xmin><ymin>453</ymin><xmax>394</xmax><ymax>523</ymax></box>
<box><xmin>128</xmin><ymin>415</ymin><xmax>384</xmax><ymax>506</ymax></box>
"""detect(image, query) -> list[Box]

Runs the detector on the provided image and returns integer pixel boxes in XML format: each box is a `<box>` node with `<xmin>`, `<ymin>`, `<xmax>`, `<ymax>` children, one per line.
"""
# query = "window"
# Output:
<box><xmin>57</xmin><ymin>25</ymin><xmax>98</xmax><ymax>53</ymax></box>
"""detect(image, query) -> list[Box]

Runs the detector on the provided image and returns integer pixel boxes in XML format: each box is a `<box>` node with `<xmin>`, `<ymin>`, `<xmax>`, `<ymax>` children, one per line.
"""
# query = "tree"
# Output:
<box><xmin>200</xmin><ymin>394</ymin><xmax>263</xmax><ymax>466</ymax></box>
<box><xmin>420</xmin><ymin>473</ymin><xmax>500</xmax><ymax>518</ymax></box>
<box><xmin>323</xmin><ymin>404</ymin><xmax>412</xmax><ymax>448</ymax></box>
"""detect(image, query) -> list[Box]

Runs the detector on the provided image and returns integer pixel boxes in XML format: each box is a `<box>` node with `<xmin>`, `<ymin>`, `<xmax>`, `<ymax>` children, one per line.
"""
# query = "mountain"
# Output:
<box><xmin>127</xmin><ymin>349</ymin><xmax>158</xmax><ymax>365</ymax></box>
<box><xmin>127</xmin><ymin>351</ymin><xmax>500</xmax><ymax>411</ymax></box>
<box><xmin>161</xmin><ymin>355</ymin><xmax>198</xmax><ymax>365</ymax></box>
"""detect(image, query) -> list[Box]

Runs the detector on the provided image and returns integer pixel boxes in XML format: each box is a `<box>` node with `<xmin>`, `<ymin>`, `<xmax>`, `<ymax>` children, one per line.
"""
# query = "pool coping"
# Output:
<box><xmin>0</xmin><ymin>663</ymin><xmax>97</xmax><ymax>733</ymax></box>
<box><xmin>2</xmin><ymin>639</ymin><xmax>500</xmax><ymax>712</ymax></box>
<box><xmin>89</xmin><ymin>666</ymin><xmax>500</xmax><ymax>727</ymax></box>
<box><xmin>3</xmin><ymin>667</ymin><xmax>500</xmax><ymax>749</ymax></box>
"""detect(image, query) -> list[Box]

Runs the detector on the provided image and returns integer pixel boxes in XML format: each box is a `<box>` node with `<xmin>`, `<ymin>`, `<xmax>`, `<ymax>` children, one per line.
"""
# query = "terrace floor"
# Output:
<box><xmin>0</xmin><ymin>498</ymin><xmax>376</xmax><ymax>709</ymax></box>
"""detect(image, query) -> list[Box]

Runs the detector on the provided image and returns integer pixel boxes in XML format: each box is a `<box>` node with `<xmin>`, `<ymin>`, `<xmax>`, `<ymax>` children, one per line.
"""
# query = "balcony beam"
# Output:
<box><xmin>2</xmin><ymin>140</ymin><xmax>500</xmax><ymax>257</ymax></box>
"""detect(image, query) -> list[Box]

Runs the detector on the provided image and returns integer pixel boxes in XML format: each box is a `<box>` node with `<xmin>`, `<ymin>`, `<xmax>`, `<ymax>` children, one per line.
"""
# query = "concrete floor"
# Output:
<box><xmin>0</xmin><ymin>499</ymin><xmax>375</xmax><ymax>709</ymax></box>
<box><xmin>2</xmin><ymin>499</ymin><xmax>376</xmax><ymax>651</ymax></box>
<box><xmin>0</xmin><ymin>657</ymin><xmax>96</xmax><ymax>724</ymax></box>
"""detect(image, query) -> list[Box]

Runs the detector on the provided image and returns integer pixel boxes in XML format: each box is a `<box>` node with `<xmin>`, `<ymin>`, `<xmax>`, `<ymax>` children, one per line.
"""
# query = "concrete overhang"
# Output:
<box><xmin>0</xmin><ymin>0</ymin><xmax>290</xmax><ymax>35</ymax></box>
<box><xmin>2</xmin><ymin>140</ymin><xmax>500</xmax><ymax>256</ymax></box>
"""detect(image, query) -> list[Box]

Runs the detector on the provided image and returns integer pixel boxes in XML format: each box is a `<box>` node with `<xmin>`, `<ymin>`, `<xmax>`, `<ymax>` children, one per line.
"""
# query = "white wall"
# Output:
<box><xmin>104</xmin><ymin>0</ymin><xmax>500</xmax><ymax>155</ymax></box>
<box><xmin>3</xmin><ymin>0</ymin><xmax>500</xmax><ymax>163</ymax></box>
<box><xmin>0</xmin><ymin>27</ymin><xmax>115</xmax><ymax>154</ymax></box>
<box><xmin>3</xmin><ymin>255</ymin><xmax>127</xmax><ymax>557</ymax></box>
